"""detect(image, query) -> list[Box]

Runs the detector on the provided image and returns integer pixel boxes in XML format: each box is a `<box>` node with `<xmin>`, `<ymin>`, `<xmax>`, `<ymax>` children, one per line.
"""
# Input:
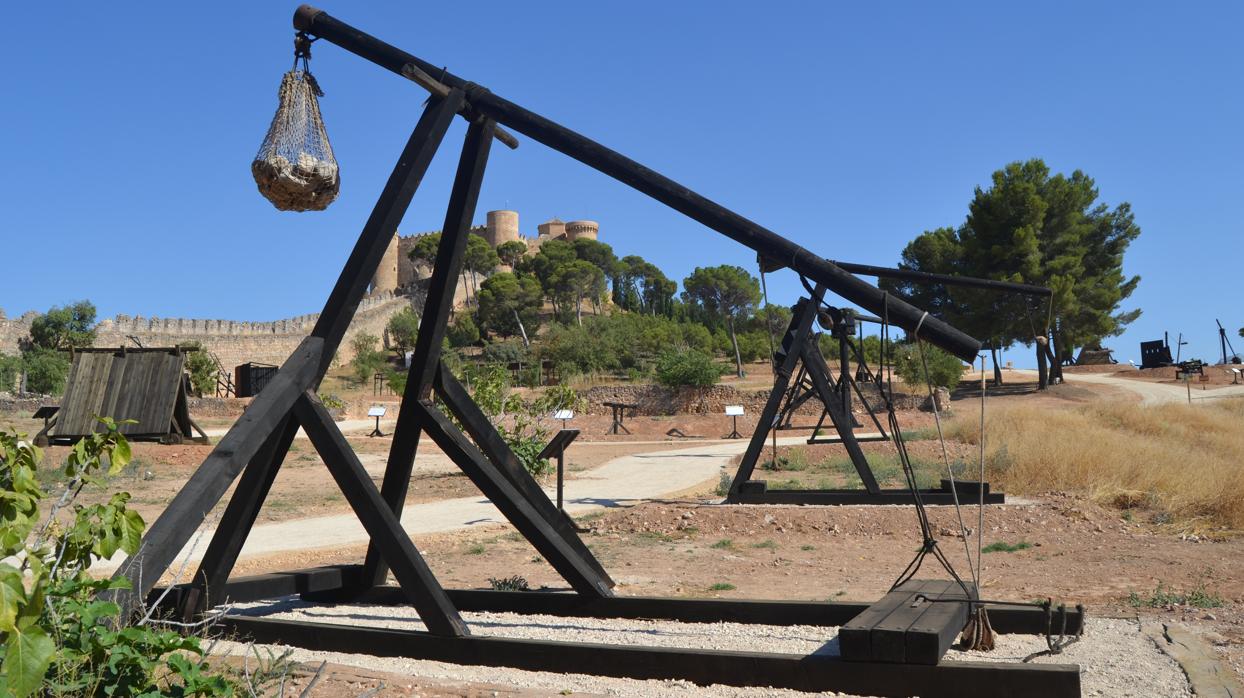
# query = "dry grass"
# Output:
<box><xmin>944</xmin><ymin>399</ymin><xmax>1244</xmax><ymax>531</ymax></box>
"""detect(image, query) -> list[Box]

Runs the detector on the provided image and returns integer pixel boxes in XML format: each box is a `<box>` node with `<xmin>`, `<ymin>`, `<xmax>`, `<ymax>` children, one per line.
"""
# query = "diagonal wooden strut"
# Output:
<box><xmin>107</xmin><ymin>337</ymin><xmax>323</xmax><ymax>614</ymax></box>
<box><xmin>363</xmin><ymin>116</ymin><xmax>496</xmax><ymax>587</ymax></box>
<box><xmin>413</xmin><ymin>401</ymin><xmax>613</xmax><ymax>598</ymax></box>
<box><xmin>173</xmin><ymin>92</ymin><xmax>466</xmax><ymax>616</ymax></box>
<box><xmin>293</xmin><ymin>391</ymin><xmax>467</xmax><ymax>636</ymax></box>
<box><xmin>434</xmin><ymin>365</ymin><xmax>613</xmax><ymax>586</ymax></box>
<box><xmin>799</xmin><ymin>339</ymin><xmax>880</xmax><ymax>493</ymax></box>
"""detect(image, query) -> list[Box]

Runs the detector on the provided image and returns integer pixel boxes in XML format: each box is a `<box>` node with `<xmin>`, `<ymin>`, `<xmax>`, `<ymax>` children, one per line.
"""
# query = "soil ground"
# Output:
<box><xmin>4</xmin><ymin>367</ymin><xmax>1241</xmax><ymax>695</ymax></box>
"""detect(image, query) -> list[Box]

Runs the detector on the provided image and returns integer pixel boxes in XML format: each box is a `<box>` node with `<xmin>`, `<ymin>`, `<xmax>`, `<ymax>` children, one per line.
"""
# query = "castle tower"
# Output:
<box><xmin>537</xmin><ymin>217</ymin><xmax>566</xmax><ymax>241</ymax></box>
<box><xmin>486</xmin><ymin>210</ymin><xmax>520</xmax><ymax>247</ymax></box>
<box><xmin>565</xmin><ymin>220</ymin><xmax>599</xmax><ymax>242</ymax></box>
<box><xmin>370</xmin><ymin>232</ymin><xmax>400</xmax><ymax>295</ymax></box>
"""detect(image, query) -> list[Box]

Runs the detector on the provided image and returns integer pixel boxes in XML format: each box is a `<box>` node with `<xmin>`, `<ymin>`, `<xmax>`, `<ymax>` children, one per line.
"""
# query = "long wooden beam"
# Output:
<box><xmin>220</xmin><ymin>615</ymin><xmax>1081</xmax><ymax>697</ymax></box>
<box><xmin>290</xmin><ymin>5</ymin><xmax>983</xmax><ymax>363</ymax></box>
<box><xmin>150</xmin><ymin>565</ymin><xmax>1082</xmax><ymax>636</ymax></box>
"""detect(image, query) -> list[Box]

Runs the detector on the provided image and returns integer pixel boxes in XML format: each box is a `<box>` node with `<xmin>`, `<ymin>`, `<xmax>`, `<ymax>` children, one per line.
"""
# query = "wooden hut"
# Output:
<box><xmin>35</xmin><ymin>347</ymin><xmax>208</xmax><ymax>446</ymax></box>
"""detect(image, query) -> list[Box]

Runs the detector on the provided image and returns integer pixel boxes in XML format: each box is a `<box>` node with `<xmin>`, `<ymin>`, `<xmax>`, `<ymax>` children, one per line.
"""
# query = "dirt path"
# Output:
<box><xmin>1011</xmin><ymin>368</ymin><xmax>1244</xmax><ymax>405</ymax></box>
<box><xmin>90</xmin><ymin>436</ymin><xmax>809</xmax><ymax>575</ymax></box>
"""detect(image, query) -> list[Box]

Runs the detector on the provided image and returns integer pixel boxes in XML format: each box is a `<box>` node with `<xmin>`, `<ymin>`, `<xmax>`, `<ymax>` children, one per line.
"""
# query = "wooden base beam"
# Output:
<box><xmin>219</xmin><ymin>615</ymin><xmax>1080</xmax><ymax>698</ymax></box>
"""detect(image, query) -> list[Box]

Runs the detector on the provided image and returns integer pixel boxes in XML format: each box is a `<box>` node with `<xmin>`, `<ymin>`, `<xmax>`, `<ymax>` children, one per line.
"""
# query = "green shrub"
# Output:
<box><xmin>482</xmin><ymin>340</ymin><xmax>529</xmax><ymax>364</ymax></box>
<box><xmin>20</xmin><ymin>348</ymin><xmax>69</xmax><ymax>395</ymax></box>
<box><xmin>349</xmin><ymin>333</ymin><xmax>387</xmax><ymax>385</ymax></box>
<box><xmin>655</xmin><ymin>350</ymin><xmax>718</xmax><ymax>388</ymax></box>
<box><xmin>179</xmin><ymin>342</ymin><xmax>218</xmax><ymax>397</ymax></box>
<box><xmin>891</xmin><ymin>342</ymin><xmax>964</xmax><ymax>390</ymax></box>
<box><xmin>0</xmin><ymin>421</ymin><xmax>237</xmax><ymax>697</ymax></box>
<box><xmin>0</xmin><ymin>353</ymin><xmax>21</xmax><ymax>392</ymax></box>
<box><xmin>446</xmin><ymin>313</ymin><xmax>481</xmax><ymax>348</ymax></box>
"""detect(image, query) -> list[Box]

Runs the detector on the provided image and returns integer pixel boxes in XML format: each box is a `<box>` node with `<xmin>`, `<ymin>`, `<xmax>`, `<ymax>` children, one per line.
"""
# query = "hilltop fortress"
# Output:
<box><xmin>371</xmin><ymin>210</ymin><xmax>599</xmax><ymax>295</ymax></box>
<box><xmin>0</xmin><ymin>211</ymin><xmax>600</xmax><ymax>373</ymax></box>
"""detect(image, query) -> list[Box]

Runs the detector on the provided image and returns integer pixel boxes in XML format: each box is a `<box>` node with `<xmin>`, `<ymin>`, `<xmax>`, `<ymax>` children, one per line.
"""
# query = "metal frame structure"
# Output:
<box><xmin>113</xmin><ymin>7</ymin><xmax>1081</xmax><ymax>696</ymax></box>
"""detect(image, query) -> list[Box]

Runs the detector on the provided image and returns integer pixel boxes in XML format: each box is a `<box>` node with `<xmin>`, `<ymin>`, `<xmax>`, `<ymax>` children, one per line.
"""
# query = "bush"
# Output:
<box><xmin>736</xmin><ymin>330</ymin><xmax>769</xmax><ymax>363</ymax></box>
<box><xmin>655</xmin><ymin>350</ymin><xmax>719</xmax><ymax>388</ymax></box>
<box><xmin>891</xmin><ymin>342</ymin><xmax>964</xmax><ymax>390</ymax></box>
<box><xmin>179</xmin><ymin>342</ymin><xmax>218</xmax><ymax>397</ymax></box>
<box><xmin>0</xmin><ymin>421</ymin><xmax>237</xmax><ymax>696</ymax></box>
<box><xmin>386</xmin><ymin>307</ymin><xmax>420</xmax><ymax>356</ymax></box>
<box><xmin>447</xmin><ymin>313</ymin><xmax>480</xmax><ymax>348</ymax></box>
<box><xmin>481</xmin><ymin>340</ymin><xmax>530</xmax><ymax>364</ymax></box>
<box><xmin>349</xmin><ymin>333</ymin><xmax>387</xmax><ymax>385</ymax></box>
<box><xmin>20</xmin><ymin>348</ymin><xmax>69</xmax><ymax>395</ymax></box>
<box><xmin>0</xmin><ymin>353</ymin><xmax>21</xmax><ymax>392</ymax></box>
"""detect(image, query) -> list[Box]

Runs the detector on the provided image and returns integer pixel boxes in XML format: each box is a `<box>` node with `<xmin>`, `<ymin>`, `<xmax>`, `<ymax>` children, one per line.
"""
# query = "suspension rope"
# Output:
<box><xmin>916</xmin><ymin>336</ymin><xmax>977</xmax><ymax>590</ymax></box>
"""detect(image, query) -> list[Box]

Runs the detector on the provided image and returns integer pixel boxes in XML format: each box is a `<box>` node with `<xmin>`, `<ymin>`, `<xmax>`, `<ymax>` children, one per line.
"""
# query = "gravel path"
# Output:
<box><xmin>219</xmin><ymin>600</ymin><xmax>1191</xmax><ymax>697</ymax></box>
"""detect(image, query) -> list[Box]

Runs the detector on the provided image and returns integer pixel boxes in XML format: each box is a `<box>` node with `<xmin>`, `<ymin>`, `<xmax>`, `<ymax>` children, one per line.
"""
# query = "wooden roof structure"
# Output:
<box><xmin>36</xmin><ymin>347</ymin><xmax>208</xmax><ymax>445</ymax></box>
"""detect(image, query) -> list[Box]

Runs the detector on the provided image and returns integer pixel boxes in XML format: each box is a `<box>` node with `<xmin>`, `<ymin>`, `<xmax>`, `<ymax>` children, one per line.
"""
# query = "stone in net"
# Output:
<box><xmin>252</xmin><ymin>70</ymin><xmax>339</xmax><ymax>212</ymax></box>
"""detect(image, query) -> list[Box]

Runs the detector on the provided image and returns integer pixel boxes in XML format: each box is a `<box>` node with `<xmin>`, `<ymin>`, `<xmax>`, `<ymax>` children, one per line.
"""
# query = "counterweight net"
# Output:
<box><xmin>251</xmin><ymin>35</ymin><xmax>339</xmax><ymax>212</ymax></box>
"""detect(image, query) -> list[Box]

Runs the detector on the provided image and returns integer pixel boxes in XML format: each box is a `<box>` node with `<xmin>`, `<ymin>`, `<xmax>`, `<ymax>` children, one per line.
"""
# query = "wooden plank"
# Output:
<box><xmin>105</xmin><ymin>337</ymin><xmax>323</xmax><ymax>617</ymax></box>
<box><xmin>840</xmin><ymin>580</ymin><xmax>934</xmax><ymax>662</ymax></box>
<box><xmin>870</xmin><ymin>580</ymin><xmax>953</xmax><ymax>664</ymax></box>
<box><xmin>292</xmin><ymin>391</ymin><xmax>467</xmax><ymax>637</ymax></box>
<box><xmin>730</xmin><ymin>489</ymin><xmax>1006</xmax><ymax>506</ymax></box>
<box><xmin>186</xmin><ymin>95</ymin><xmax>463</xmax><ymax>605</ymax></box>
<box><xmin>219</xmin><ymin>614</ymin><xmax>1081</xmax><ymax>697</ymax></box>
<box><xmin>906</xmin><ymin>582</ymin><xmax>973</xmax><ymax>666</ymax></box>
<box><xmin>413</xmin><ymin>401</ymin><xmax>612</xmax><ymax>598</ymax></box>
<box><xmin>151</xmin><ymin>565</ymin><xmax>1081</xmax><ymax>635</ymax></box>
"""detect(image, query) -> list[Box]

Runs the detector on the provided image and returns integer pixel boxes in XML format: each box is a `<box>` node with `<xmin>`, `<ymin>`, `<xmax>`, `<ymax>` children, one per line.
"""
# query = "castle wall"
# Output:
<box><xmin>0</xmin><ymin>292</ymin><xmax>414</xmax><ymax>371</ymax></box>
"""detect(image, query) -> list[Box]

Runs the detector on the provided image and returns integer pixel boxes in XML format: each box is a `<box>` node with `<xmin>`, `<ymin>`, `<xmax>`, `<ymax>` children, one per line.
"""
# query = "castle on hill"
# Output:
<box><xmin>369</xmin><ymin>210</ymin><xmax>600</xmax><ymax>296</ymax></box>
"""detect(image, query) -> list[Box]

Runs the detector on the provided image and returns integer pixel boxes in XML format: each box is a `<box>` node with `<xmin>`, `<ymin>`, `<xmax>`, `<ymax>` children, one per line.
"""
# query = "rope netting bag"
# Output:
<box><xmin>252</xmin><ymin>34</ymin><xmax>339</xmax><ymax>212</ymax></box>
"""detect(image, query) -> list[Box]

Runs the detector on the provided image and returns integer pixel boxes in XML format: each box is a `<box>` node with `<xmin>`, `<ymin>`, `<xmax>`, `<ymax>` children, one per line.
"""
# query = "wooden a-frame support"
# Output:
<box><xmin>108</xmin><ymin>96</ymin><xmax>612</xmax><ymax>626</ymax></box>
<box><xmin>726</xmin><ymin>294</ymin><xmax>1005</xmax><ymax>506</ymax></box>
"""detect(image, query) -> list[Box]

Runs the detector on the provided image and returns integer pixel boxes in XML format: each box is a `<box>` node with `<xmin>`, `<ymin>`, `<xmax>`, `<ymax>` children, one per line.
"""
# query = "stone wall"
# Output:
<box><xmin>577</xmin><ymin>382</ymin><xmax>923</xmax><ymax>417</ymax></box>
<box><xmin>0</xmin><ymin>291</ymin><xmax>416</xmax><ymax>370</ymax></box>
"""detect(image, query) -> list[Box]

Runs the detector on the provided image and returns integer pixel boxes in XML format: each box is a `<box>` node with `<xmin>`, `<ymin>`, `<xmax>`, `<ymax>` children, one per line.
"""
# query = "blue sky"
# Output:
<box><xmin>2</xmin><ymin>2</ymin><xmax>1241</xmax><ymax>365</ymax></box>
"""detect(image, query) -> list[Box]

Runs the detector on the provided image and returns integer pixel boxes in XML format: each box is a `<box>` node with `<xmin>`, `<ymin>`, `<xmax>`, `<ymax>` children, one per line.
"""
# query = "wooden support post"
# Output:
<box><xmin>413</xmin><ymin>400</ymin><xmax>613</xmax><ymax>597</ymax></box>
<box><xmin>106</xmin><ymin>337</ymin><xmax>323</xmax><ymax>616</ymax></box>
<box><xmin>362</xmin><ymin>116</ymin><xmax>495</xmax><ymax>588</ymax></box>
<box><xmin>176</xmin><ymin>94</ymin><xmax>464</xmax><ymax>612</ymax></box>
<box><xmin>293</xmin><ymin>391</ymin><xmax>468</xmax><ymax>637</ymax></box>
<box><xmin>727</xmin><ymin>291</ymin><xmax>823</xmax><ymax>497</ymax></box>
<box><xmin>434</xmin><ymin>366</ymin><xmax>613</xmax><ymax>586</ymax></box>
<box><xmin>800</xmin><ymin>339</ymin><xmax>881</xmax><ymax>494</ymax></box>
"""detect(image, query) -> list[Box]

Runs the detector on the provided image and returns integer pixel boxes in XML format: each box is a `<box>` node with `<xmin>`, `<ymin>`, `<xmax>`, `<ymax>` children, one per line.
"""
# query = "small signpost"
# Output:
<box><xmin>554</xmin><ymin>408</ymin><xmax>574</xmax><ymax>430</ymax></box>
<box><xmin>537</xmin><ymin>429</ymin><xmax>580</xmax><ymax>514</ymax></box>
<box><xmin>367</xmin><ymin>405</ymin><xmax>387</xmax><ymax>437</ymax></box>
<box><xmin>725</xmin><ymin>405</ymin><xmax>744</xmax><ymax>439</ymax></box>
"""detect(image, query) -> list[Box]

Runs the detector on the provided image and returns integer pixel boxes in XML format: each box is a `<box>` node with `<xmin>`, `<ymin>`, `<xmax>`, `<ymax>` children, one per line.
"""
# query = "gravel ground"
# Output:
<box><xmin>220</xmin><ymin>600</ymin><xmax>1191</xmax><ymax>697</ymax></box>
